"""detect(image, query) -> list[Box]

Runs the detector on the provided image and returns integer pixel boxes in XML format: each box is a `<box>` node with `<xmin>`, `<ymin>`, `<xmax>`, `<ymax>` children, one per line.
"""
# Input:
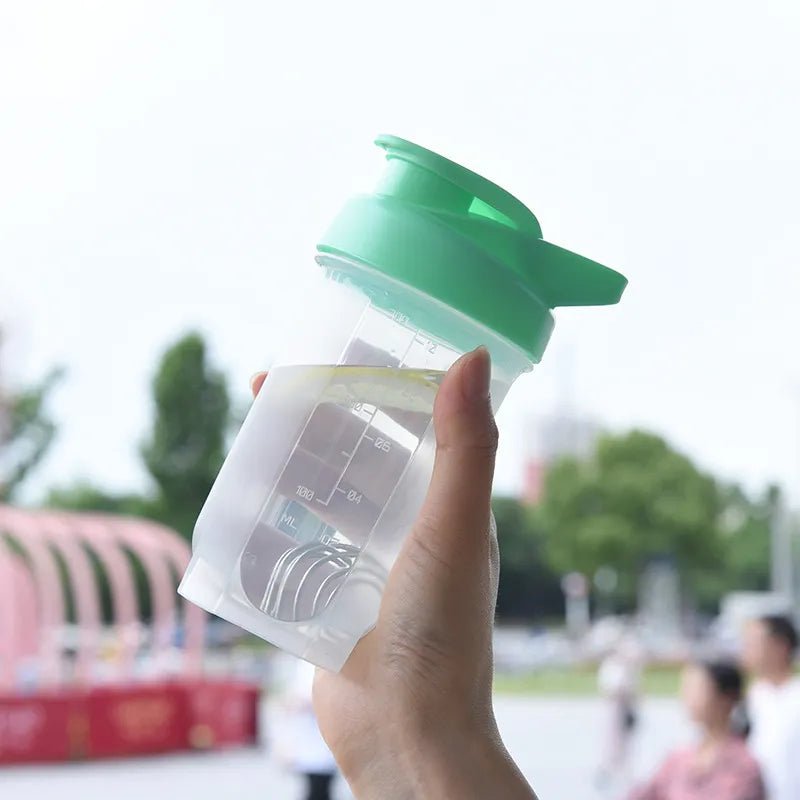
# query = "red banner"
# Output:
<box><xmin>0</xmin><ymin>693</ymin><xmax>84</xmax><ymax>763</ymax></box>
<box><xmin>0</xmin><ymin>680</ymin><xmax>259</xmax><ymax>765</ymax></box>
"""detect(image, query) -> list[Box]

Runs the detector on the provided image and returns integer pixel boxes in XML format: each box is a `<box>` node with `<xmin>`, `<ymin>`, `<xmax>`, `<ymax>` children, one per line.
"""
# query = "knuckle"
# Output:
<box><xmin>437</xmin><ymin>419</ymin><xmax>499</xmax><ymax>458</ymax></box>
<box><xmin>383</xmin><ymin>617</ymin><xmax>452</xmax><ymax>688</ymax></box>
<box><xmin>407</xmin><ymin>519</ymin><xmax>453</xmax><ymax>573</ymax></box>
<box><xmin>468</xmin><ymin>408</ymin><xmax>500</xmax><ymax>454</ymax></box>
<box><xmin>484</xmin><ymin>415</ymin><xmax>500</xmax><ymax>452</ymax></box>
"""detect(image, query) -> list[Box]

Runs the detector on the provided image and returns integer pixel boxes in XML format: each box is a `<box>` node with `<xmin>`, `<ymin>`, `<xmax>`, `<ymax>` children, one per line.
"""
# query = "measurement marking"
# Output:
<box><xmin>314</xmin><ymin>497</ymin><xmax>330</xmax><ymax>506</ymax></box>
<box><xmin>340</xmin><ymin>450</ymin><xmax>352</xmax><ymax>457</ymax></box>
<box><xmin>345</xmin><ymin>489</ymin><xmax>363</xmax><ymax>504</ymax></box>
<box><xmin>363</xmin><ymin>435</ymin><xmax>374</xmax><ymax>442</ymax></box>
<box><xmin>397</xmin><ymin>329</ymin><xmax>420</xmax><ymax>368</ymax></box>
<box><xmin>280</xmin><ymin>513</ymin><xmax>298</xmax><ymax>530</ymax></box>
<box><xmin>335</xmin><ymin>487</ymin><xmax>347</xmax><ymax>495</ymax></box>
<box><xmin>320</xmin><ymin>407</ymin><xmax>377</xmax><ymax>505</ymax></box>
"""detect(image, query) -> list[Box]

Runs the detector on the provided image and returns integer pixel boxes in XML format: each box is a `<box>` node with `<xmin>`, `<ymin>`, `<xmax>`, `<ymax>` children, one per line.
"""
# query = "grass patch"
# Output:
<box><xmin>494</xmin><ymin>665</ymin><xmax>681</xmax><ymax>696</ymax></box>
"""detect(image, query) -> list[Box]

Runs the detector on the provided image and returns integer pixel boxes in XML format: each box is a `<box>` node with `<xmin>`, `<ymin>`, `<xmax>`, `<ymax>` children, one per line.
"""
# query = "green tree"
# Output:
<box><xmin>493</xmin><ymin>496</ymin><xmax>562</xmax><ymax>621</ymax></box>
<box><xmin>716</xmin><ymin>483</ymin><xmax>775</xmax><ymax>593</ymax></box>
<box><xmin>0</xmin><ymin>332</ymin><xmax>62</xmax><ymax>501</ymax></box>
<box><xmin>140</xmin><ymin>332</ymin><xmax>230</xmax><ymax>538</ymax></box>
<box><xmin>538</xmin><ymin>429</ymin><xmax>724</xmax><ymax>606</ymax></box>
<box><xmin>46</xmin><ymin>482</ymin><xmax>153</xmax><ymax>517</ymax></box>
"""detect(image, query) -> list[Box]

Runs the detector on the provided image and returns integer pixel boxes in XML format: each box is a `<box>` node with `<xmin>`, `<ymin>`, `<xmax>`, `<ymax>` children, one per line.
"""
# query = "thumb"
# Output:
<box><xmin>414</xmin><ymin>346</ymin><xmax>498</xmax><ymax>553</ymax></box>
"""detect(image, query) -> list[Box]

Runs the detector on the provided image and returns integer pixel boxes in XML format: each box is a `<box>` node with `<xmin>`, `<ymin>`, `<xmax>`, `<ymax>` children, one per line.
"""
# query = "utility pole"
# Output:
<box><xmin>770</xmin><ymin>498</ymin><xmax>794</xmax><ymax>603</ymax></box>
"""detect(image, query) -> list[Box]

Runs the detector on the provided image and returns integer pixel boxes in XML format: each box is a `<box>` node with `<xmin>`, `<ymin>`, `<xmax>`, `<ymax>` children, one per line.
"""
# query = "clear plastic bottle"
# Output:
<box><xmin>179</xmin><ymin>136</ymin><xmax>627</xmax><ymax>670</ymax></box>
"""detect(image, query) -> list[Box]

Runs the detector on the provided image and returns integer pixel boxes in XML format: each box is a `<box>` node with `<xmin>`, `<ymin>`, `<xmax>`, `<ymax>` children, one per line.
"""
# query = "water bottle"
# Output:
<box><xmin>178</xmin><ymin>135</ymin><xmax>627</xmax><ymax>670</ymax></box>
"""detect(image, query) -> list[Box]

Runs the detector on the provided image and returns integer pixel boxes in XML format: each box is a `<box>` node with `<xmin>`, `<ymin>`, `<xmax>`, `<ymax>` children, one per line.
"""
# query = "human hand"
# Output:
<box><xmin>251</xmin><ymin>348</ymin><xmax>536</xmax><ymax>799</ymax></box>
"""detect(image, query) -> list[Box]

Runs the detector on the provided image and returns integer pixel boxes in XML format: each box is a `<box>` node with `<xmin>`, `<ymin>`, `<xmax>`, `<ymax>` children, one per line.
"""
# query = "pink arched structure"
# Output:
<box><xmin>0</xmin><ymin>541</ymin><xmax>38</xmax><ymax>690</ymax></box>
<box><xmin>0</xmin><ymin>505</ymin><xmax>206</xmax><ymax>690</ymax></box>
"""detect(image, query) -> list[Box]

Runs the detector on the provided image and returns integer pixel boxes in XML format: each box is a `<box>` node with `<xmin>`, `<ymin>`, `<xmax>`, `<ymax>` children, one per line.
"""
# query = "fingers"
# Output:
<box><xmin>248</xmin><ymin>353</ymin><xmax>499</xmax><ymax>548</ymax></box>
<box><xmin>250</xmin><ymin>372</ymin><xmax>267</xmax><ymax>397</ymax></box>
<box><xmin>415</xmin><ymin>347</ymin><xmax>498</xmax><ymax>550</ymax></box>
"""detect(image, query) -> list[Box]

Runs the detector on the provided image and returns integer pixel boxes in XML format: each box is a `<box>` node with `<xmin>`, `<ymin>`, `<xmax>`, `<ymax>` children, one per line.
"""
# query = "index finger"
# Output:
<box><xmin>250</xmin><ymin>372</ymin><xmax>268</xmax><ymax>397</ymax></box>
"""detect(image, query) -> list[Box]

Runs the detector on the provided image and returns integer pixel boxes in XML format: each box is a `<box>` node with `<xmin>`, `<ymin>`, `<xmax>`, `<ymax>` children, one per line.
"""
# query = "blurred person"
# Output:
<box><xmin>251</xmin><ymin>349</ymin><xmax>538</xmax><ymax>799</ymax></box>
<box><xmin>742</xmin><ymin>614</ymin><xmax>800</xmax><ymax>800</ymax></box>
<box><xmin>280</xmin><ymin>657</ymin><xmax>338</xmax><ymax>800</ymax></box>
<box><xmin>629</xmin><ymin>661</ymin><xmax>764</xmax><ymax>800</ymax></box>
<box><xmin>597</xmin><ymin>634</ymin><xmax>642</xmax><ymax>792</ymax></box>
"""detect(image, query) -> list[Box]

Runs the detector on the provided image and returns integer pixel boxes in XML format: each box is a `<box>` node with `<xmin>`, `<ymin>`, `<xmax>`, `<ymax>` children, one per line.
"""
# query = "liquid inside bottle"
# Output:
<box><xmin>239</xmin><ymin>365</ymin><xmax>443</xmax><ymax>623</ymax></box>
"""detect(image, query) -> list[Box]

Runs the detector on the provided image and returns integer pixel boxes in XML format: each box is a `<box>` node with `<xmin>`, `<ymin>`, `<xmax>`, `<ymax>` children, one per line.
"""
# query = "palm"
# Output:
<box><xmin>312</xmin><ymin>508</ymin><xmax>499</xmax><ymax>775</ymax></box>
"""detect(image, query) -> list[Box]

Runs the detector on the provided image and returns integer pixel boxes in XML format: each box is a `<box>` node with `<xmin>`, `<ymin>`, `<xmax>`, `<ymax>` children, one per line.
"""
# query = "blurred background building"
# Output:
<box><xmin>522</xmin><ymin>412</ymin><xmax>600</xmax><ymax>505</ymax></box>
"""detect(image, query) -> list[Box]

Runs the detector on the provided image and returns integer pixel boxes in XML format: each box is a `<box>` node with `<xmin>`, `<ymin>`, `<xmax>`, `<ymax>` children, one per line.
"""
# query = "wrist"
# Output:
<box><xmin>345</xmin><ymin>721</ymin><xmax>537</xmax><ymax>800</ymax></box>
<box><xmin>414</xmin><ymin>731</ymin><xmax>536</xmax><ymax>800</ymax></box>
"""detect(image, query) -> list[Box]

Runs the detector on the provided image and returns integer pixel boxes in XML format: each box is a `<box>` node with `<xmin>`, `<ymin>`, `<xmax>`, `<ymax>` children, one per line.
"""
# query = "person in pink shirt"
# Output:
<box><xmin>630</xmin><ymin>661</ymin><xmax>764</xmax><ymax>800</ymax></box>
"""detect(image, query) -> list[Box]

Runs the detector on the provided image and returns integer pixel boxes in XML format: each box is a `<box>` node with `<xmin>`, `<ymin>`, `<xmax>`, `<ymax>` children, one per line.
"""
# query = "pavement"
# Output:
<box><xmin>0</xmin><ymin>695</ymin><xmax>690</xmax><ymax>800</ymax></box>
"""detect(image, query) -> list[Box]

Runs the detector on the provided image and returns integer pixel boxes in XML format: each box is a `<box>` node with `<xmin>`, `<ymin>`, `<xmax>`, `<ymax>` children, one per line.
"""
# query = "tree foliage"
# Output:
<box><xmin>0</xmin><ymin>332</ymin><xmax>62</xmax><ymax>501</ymax></box>
<box><xmin>716</xmin><ymin>484</ymin><xmax>775</xmax><ymax>592</ymax></box>
<box><xmin>140</xmin><ymin>332</ymin><xmax>230</xmax><ymax>538</ymax></box>
<box><xmin>537</xmin><ymin>429</ymin><xmax>773</xmax><ymax>609</ymax></box>
<box><xmin>493</xmin><ymin>496</ymin><xmax>562</xmax><ymax>621</ymax></box>
<box><xmin>46</xmin><ymin>482</ymin><xmax>153</xmax><ymax>518</ymax></box>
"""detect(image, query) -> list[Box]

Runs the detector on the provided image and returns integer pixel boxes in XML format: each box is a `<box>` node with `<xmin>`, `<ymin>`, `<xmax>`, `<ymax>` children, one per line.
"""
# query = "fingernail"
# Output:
<box><xmin>249</xmin><ymin>373</ymin><xmax>261</xmax><ymax>391</ymax></box>
<box><xmin>462</xmin><ymin>346</ymin><xmax>491</xmax><ymax>402</ymax></box>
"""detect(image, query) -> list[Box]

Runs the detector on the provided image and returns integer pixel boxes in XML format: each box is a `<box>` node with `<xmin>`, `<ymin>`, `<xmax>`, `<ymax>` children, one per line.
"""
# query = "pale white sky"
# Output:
<box><xmin>1</xmin><ymin>0</ymin><xmax>799</xmax><ymax>503</ymax></box>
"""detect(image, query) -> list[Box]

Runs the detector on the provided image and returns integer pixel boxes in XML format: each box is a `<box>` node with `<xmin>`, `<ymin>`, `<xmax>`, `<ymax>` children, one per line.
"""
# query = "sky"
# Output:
<box><xmin>1</xmin><ymin>0</ymin><xmax>799</xmax><ymax>505</ymax></box>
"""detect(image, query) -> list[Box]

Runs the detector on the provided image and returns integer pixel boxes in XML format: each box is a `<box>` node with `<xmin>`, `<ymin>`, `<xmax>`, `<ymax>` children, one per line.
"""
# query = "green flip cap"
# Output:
<box><xmin>317</xmin><ymin>135</ymin><xmax>627</xmax><ymax>362</ymax></box>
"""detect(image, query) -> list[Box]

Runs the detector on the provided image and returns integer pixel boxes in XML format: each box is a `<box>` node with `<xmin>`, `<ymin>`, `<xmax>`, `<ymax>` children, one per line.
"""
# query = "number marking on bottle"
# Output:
<box><xmin>374</xmin><ymin>437</ymin><xmax>391</xmax><ymax>452</ymax></box>
<box><xmin>391</xmin><ymin>310</ymin><xmax>410</xmax><ymax>325</ymax></box>
<box><xmin>296</xmin><ymin>485</ymin><xmax>315</xmax><ymax>501</ymax></box>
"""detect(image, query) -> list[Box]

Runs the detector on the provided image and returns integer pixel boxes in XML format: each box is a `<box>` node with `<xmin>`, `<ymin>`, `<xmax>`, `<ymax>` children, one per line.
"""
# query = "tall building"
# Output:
<box><xmin>522</xmin><ymin>413</ymin><xmax>600</xmax><ymax>505</ymax></box>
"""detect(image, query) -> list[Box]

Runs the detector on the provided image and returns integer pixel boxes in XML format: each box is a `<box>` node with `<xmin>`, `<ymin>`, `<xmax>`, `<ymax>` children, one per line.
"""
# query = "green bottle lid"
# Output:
<box><xmin>317</xmin><ymin>135</ymin><xmax>627</xmax><ymax>362</ymax></box>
